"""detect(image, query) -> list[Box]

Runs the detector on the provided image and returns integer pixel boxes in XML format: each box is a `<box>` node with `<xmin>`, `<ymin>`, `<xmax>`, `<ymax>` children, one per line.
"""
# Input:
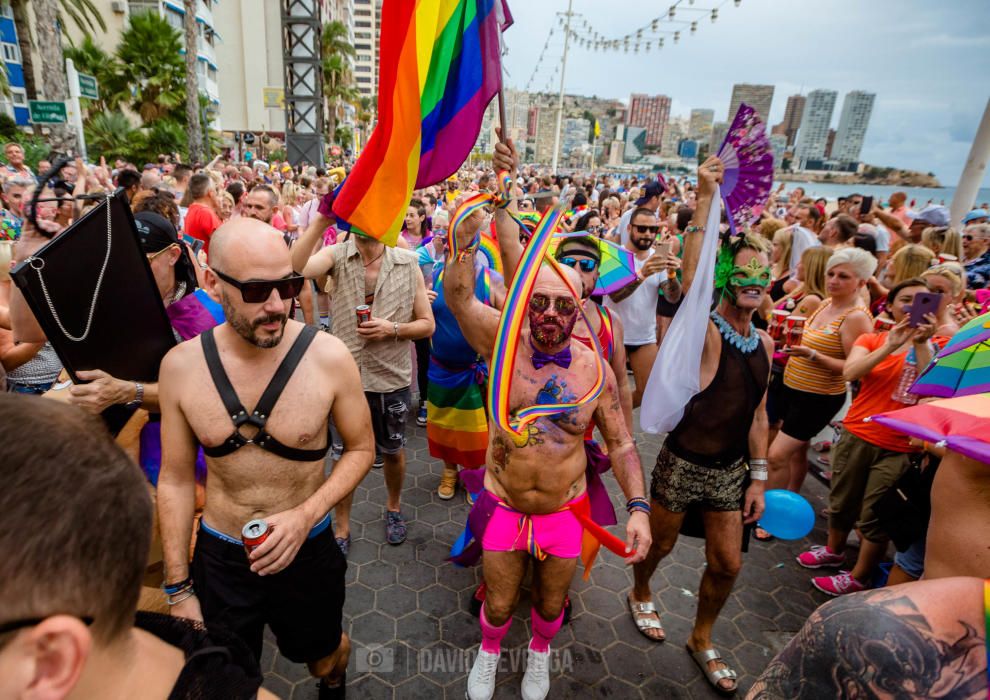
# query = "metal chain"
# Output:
<box><xmin>29</xmin><ymin>194</ymin><xmax>113</xmax><ymax>343</ymax></box>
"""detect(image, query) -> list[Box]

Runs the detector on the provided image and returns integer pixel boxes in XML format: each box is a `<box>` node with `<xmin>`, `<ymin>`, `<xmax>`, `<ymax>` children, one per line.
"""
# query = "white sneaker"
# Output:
<box><xmin>521</xmin><ymin>647</ymin><xmax>551</xmax><ymax>700</ymax></box>
<box><xmin>466</xmin><ymin>648</ymin><xmax>500</xmax><ymax>700</ymax></box>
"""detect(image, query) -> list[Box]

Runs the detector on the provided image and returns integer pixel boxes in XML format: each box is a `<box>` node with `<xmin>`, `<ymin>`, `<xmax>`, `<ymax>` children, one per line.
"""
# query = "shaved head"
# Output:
<box><xmin>208</xmin><ymin>218</ymin><xmax>289</xmax><ymax>276</ymax></box>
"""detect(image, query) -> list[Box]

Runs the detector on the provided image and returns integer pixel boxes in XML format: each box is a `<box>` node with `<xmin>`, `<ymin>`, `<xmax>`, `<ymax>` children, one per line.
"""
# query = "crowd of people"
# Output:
<box><xmin>0</xmin><ymin>133</ymin><xmax>987</xmax><ymax>700</ymax></box>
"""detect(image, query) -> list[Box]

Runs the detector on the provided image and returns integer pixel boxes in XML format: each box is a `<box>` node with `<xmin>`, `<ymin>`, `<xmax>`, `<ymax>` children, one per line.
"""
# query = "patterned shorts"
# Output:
<box><xmin>650</xmin><ymin>444</ymin><xmax>747</xmax><ymax>513</ymax></box>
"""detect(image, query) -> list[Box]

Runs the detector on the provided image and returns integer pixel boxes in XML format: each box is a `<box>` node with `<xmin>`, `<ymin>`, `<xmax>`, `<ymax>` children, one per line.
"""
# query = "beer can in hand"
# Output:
<box><xmin>242</xmin><ymin>519</ymin><xmax>270</xmax><ymax>555</ymax></box>
<box><xmin>356</xmin><ymin>305</ymin><xmax>371</xmax><ymax>325</ymax></box>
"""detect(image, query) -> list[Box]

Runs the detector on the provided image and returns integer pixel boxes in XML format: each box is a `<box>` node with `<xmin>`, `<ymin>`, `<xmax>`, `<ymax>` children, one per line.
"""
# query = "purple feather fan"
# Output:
<box><xmin>717</xmin><ymin>103</ymin><xmax>774</xmax><ymax>235</ymax></box>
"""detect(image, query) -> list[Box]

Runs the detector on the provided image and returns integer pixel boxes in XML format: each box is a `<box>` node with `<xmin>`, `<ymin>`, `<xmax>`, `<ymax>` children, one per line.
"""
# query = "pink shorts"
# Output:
<box><xmin>481</xmin><ymin>492</ymin><xmax>585</xmax><ymax>560</ymax></box>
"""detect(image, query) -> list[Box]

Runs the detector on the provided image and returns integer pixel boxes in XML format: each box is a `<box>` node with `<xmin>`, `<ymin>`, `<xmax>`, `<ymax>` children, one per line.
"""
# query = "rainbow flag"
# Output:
<box><xmin>333</xmin><ymin>0</ymin><xmax>512</xmax><ymax>246</ymax></box>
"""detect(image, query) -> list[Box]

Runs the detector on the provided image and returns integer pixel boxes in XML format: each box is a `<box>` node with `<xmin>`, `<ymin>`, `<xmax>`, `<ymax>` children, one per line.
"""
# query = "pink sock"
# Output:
<box><xmin>529</xmin><ymin>607</ymin><xmax>564</xmax><ymax>653</ymax></box>
<box><xmin>480</xmin><ymin>605</ymin><xmax>512</xmax><ymax>654</ymax></box>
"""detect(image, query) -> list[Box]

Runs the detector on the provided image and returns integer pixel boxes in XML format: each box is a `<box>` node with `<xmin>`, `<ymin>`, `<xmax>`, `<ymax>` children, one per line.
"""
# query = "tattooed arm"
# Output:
<box><xmin>746</xmin><ymin>577</ymin><xmax>987</xmax><ymax>700</ymax></box>
<box><xmin>593</xmin><ymin>363</ymin><xmax>651</xmax><ymax>563</ymax></box>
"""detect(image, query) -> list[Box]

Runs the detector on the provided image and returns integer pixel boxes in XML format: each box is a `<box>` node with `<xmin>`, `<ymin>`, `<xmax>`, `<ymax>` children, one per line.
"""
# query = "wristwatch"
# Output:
<box><xmin>126</xmin><ymin>382</ymin><xmax>144</xmax><ymax>408</ymax></box>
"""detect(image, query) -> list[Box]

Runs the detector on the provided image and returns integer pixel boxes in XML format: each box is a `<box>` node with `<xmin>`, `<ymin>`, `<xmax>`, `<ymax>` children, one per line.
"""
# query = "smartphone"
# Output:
<box><xmin>182</xmin><ymin>234</ymin><xmax>205</xmax><ymax>258</ymax></box>
<box><xmin>908</xmin><ymin>292</ymin><xmax>941</xmax><ymax>327</ymax></box>
<box><xmin>860</xmin><ymin>196</ymin><xmax>873</xmax><ymax>216</ymax></box>
<box><xmin>654</xmin><ymin>240</ymin><xmax>671</xmax><ymax>258</ymax></box>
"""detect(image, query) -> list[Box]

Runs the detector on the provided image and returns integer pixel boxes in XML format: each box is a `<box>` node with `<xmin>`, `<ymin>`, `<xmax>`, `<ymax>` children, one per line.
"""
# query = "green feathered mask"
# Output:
<box><xmin>713</xmin><ymin>242</ymin><xmax>736</xmax><ymax>292</ymax></box>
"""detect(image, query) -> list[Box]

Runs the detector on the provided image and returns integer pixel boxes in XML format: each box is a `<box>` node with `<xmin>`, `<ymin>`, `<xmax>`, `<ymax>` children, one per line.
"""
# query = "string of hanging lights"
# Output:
<box><xmin>564</xmin><ymin>0</ymin><xmax>739</xmax><ymax>55</ymax></box>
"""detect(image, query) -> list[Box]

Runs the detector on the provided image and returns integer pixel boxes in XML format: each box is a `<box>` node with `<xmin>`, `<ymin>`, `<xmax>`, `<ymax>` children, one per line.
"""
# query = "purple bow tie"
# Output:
<box><xmin>530</xmin><ymin>341</ymin><xmax>572</xmax><ymax>370</ymax></box>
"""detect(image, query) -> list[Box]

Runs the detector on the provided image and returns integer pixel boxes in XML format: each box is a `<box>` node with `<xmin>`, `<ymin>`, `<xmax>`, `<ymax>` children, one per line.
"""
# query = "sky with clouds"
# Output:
<box><xmin>500</xmin><ymin>0</ymin><xmax>990</xmax><ymax>186</ymax></box>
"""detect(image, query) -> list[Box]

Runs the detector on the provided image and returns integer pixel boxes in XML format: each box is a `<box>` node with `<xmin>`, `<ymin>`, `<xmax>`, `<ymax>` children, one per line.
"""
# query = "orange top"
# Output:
<box><xmin>844</xmin><ymin>332</ymin><xmax>948</xmax><ymax>452</ymax></box>
<box><xmin>784</xmin><ymin>300</ymin><xmax>870</xmax><ymax>396</ymax></box>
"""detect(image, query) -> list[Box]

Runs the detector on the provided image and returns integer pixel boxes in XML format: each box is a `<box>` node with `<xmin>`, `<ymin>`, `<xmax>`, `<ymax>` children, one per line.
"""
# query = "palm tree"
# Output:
<box><xmin>113</xmin><ymin>12</ymin><xmax>186</xmax><ymax>124</ymax></box>
<box><xmin>84</xmin><ymin>111</ymin><xmax>134</xmax><ymax>159</ymax></box>
<box><xmin>63</xmin><ymin>37</ymin><xmax>122</xmax><ymax>113</ymax></box>
<box><xmin>182</xmin><ymin>0</ymin><xmax>204</xmax><ymax>163</ymax></box>
<box><xmin>10</xmin><ymin>0</ymin><xmax>106</xmax><ymax>103</ymax></box>
<box><xmin>31</xmin><ymin>0</ymin><xmax>75</xmax><ymax>151</ymax></box>
<box><xmin>321</xmin><ymin>20</ymin><xmax>357</xmax><ymax>143</ymax></box>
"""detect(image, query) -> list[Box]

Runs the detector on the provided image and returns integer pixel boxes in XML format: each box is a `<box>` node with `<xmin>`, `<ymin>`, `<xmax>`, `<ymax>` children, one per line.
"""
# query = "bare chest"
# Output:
<box><xmin>181</xmin><ymin>355</ymin><xmax>332</xmax><ymax>452</ymax></box>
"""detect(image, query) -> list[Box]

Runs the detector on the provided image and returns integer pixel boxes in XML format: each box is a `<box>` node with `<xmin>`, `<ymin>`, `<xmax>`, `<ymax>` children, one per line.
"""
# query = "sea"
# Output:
<box><xmin>767</xmin><ymin>182</ymin><xmax>990</xmax><ymax>208</ymax></box>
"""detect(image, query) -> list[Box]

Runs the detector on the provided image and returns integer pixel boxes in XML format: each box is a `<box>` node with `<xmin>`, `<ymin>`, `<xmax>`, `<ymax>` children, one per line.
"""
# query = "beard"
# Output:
<box><xmin>221</xmin><ymin>292</ymin><xmax>288</xmax><ymax>348</ymax></box>
<box><xmin>631</xmin><ymin>237</ymin><xmax>654</xmax><ymax>251</ymax></box>
<box><xmin>529</xmin><ymin>312</ymin><xmax>578</xmax><ymax>348</ymax></box>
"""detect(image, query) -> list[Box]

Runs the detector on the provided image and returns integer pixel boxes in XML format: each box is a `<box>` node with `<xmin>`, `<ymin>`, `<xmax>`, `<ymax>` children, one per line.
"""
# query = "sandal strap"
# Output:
<box><xmin>709</xmin><ymin>668</ymin><xmax>737</xmax><ymax>682</ymax></box>
<box><xmin>691</xmin><ymin>648</ymin><xmax>722</xmax><ymax>663</ymax></box>
<box><xmin>633</xmin><ymin>618</ymin><xmax>663</xmax><ymax>630</ymax></box>
<box><xmin>628</xmin><ymin>601</ymin><xmax>657</xmax><ymax>614</ymax></box>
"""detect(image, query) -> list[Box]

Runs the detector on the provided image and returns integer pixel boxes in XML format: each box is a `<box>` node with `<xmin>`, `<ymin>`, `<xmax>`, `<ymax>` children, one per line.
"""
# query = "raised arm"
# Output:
<box><xmin>492</xmin><ymin>132</ymin><xmax>524</xmax><ymax>286</ymax></box>
<box><xmin>443</xmin><ymin>212</ymin><xmax>500</xmax><ymax>360</ymax></box>
<box><xmin>680</xmin><ymin>156</ymin><xmax>723</xmax><ymax>296</ymax></box>
<box><xmin>290</xmin><ymin>207</ymin><xmax>336</xmax><ymax>277</ymax></box>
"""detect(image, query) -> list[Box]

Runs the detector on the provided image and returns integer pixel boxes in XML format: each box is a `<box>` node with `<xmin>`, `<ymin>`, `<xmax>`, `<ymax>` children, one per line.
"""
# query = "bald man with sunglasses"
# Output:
<box><xmin>158</xmin><ymin>218</ymin><xmax>374</xmax><ymax>699</ymax></box>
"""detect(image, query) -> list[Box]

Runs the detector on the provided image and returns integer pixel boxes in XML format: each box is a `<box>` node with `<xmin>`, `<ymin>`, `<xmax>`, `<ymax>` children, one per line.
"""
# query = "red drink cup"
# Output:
<box><xmin>770</xmin><ymin>309</ymin><xmax>790</xmax><ymax>342</ymax></box>
<box><xmin>785</xmin><ymin>315</ymin><xmax>806</xmax><ymax>347</ymax></box>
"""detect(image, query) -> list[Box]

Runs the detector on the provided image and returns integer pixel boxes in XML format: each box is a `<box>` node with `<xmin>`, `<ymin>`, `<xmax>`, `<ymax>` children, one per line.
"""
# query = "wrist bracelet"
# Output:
<box><xmin>162</xmin><ymin>577</ymin><xmax>193</xmax><ymax>595</ymax></box>
<box><xmin>393</xmin><ymin>321</ymin><xmax>400</xmax><ymax>340</ymax></box>
<box><xmin>749</xmin><ymin>458</ymin><xmax>768</xmax><ymax>468</ymax></box>
<box><xmin>810</xmin><ymin>349</ymin><xmax>818</xmax><ymax>361</ymax></box>
<box><xmin>627</xmin><ymin>503</ymin><xmax>651</xmax><ymax>515</ymax></box>
<box><xmin>749</xmin><ymin>468</ymin><xmax>769</xmax><ymax>481</ymax></box>
<box><xmin>684</xmin><ymin>225</ymin><xmax>703</xmax><ymax>234</ymax></box>
<box><xmin>166</xmin><ymin>589</ymin><xmax>197</xmax><ymax>606</ymax></box>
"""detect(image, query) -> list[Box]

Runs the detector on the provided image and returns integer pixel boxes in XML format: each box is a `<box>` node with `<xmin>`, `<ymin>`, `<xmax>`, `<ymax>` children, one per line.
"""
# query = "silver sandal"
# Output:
<box><xmin>627</xmin><ymin>595</ymin><xmax>665</xmax><ymax>642</ymax></box>
<box><xmin>687</xmin><ymin>645</ymin><xmax>738</xmax><ymax>696</ymax></box>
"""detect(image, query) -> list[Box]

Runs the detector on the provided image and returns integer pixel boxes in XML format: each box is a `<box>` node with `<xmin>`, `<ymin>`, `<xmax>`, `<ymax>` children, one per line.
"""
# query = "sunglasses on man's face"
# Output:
<box><xmin>633</xmin><ymin>224</ymin><xmax>660</xmax><ymax>234</ymax></box>
<box><xmin>529</xmin><ymin>293</ymin><xmax>577</xmax><ymax>317</ymax></box>
<box><xmin>558</xmin><ymin>256</ymin><xmax>598</xmax><ymax>273</ymax></box>
<box><xmin>146</xmin><ymin>244</ymin><xmax>178</xmax><ymax>262</ymax></box>
<box><xmin>963</xmin><ymin>234</ymin><xmax>975</xmax><ymax>241</ymax></box>
<box><xmin>212</xmin><ymin>268</ymin><xmax>305</xmax><ymax>303</ymax></box>
<box><xmin>0</xmin><ymin>615</ymin><xmax>93</xmax><ymax>638</ymax></box>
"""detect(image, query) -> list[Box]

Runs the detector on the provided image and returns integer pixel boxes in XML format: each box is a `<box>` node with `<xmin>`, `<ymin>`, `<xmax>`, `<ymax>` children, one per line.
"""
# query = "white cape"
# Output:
<box><xmin>639</xmin><ymin>186</ymin><xmax>722</xmax><ymax>434</ymax></box>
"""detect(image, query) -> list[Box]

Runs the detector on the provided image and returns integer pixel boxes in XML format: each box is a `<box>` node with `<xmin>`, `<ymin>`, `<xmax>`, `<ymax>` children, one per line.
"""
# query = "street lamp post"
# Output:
<box><xmin>550</xmin><ymin>0</ymin><xmax>573</xmax><ymax>173</ymax></box>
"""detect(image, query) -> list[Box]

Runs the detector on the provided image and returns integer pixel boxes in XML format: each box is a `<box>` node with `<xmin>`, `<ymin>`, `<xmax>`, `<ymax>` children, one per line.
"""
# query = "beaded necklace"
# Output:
<box><xmin>711</xmin><ymin>310</ymin><xmax>760</xmax><ymax>354</ymax></box>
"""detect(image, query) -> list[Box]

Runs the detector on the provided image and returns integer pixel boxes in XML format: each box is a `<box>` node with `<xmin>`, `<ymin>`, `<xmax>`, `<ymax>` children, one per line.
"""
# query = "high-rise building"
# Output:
<box><xmin>793</xmin><ymin>89</ymin><xmax>837</xmax><ymax>165</ymax></box>
<box><xmin>824</xmin><ymin>128</ymin><xmax>837</xmax><ymax>159</ymax></box>
<box><xmin>562</xmin><ymin>117</ymin><xmax>590</xmax><ymax>156</ymax></box>
<box><xmin>352</xmin><ymin>0</ymin><xmax>378</xmax><ymax>99</ymax></box>
<box><xmin>661</xmin><ymin>116</ymin><xmax>688</xmax><ymax>158</ymax></box>
<box><xmin>0</xmin><ymin>6</ymin><xmax>29</xmax><ymax>125</ymax></box>
<box><xmin>832</xmin><ymin>90</ymin><xmax>875</xmax><ymax>163</ymax></box>
<box><xmin>771</xmin><ymin>94</ymin><xmax>805</xmax><ymax>147</ymax></box>
<box><xmin>727</xmin><ymin>83</ymin><xmax>774</xmax><ymax>126</ymax></box>
<box><xmin>709</xmin><ymin>121</ymin><xmax>729</xmax><ymax>153</ymax></box>
<box><xmin>627</xmin><ymin>93</ymin><xmax>671</xmax><ymax>147</ymax></box>
<box><xmin>688</xmin><ymin>109</ymin><xmax>714</xmax><ymax>141</ymax></box>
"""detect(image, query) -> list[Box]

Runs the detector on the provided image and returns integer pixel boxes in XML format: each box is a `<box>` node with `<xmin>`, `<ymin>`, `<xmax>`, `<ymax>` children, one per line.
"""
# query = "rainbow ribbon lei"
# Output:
<box><xmin>446</xmin><ymin>171</ymin><xmax>606</xmax><ymax>438</ymax></box>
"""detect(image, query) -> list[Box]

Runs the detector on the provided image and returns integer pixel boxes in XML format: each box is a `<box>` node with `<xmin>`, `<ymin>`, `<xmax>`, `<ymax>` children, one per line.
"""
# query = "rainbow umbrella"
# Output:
<box><xmin>911</xmin><ymin>312</ymin><xmax>990</xmax><ymax>398</ymax></box>
<box><xmin>550</xmin><ymin>231</ymin><xmax>638</xmax><ymax>295</ymax></box>
<box><xmin>869</xmin><ymin>393</ymin><xmax>990</xmax><ymax>464</ymax></box>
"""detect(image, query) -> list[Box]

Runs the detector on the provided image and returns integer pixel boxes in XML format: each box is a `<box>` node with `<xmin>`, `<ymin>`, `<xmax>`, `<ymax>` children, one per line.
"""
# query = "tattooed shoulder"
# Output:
<box><xmin>748</xmin><ymin>587</ymin><xmax>986</xmax><ymax>699</ymax></box>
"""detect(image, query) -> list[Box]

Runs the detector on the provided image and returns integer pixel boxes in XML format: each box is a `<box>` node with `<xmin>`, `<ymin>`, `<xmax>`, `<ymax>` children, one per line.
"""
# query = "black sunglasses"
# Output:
<box><xmin>633</xmin><ymin>224</ymin><xmax>660</xmax><ymax>234</ymax></box>
<box><xmin>212</xmin><ymin>268</ymin><xmax>305</xmax><ymax>303</ymax></box>
<box><xmin>558</xmin><ymin>256</ymin><xmax>598</xmax><ymax>273</ymax></box>
<box><xmin>0</xmin><ymin>616</ymin><xmax>94</xmax><ymax>636</ymax></box>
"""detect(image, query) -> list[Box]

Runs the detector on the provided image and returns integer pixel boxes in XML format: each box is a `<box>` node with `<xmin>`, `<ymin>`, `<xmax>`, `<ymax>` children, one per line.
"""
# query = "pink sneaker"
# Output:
<box><xmin>796</xmin><ymin>545</ymin><xmax>845</xmax><ymax>569</ymax></box>
<box><xmin>811</xmin><ymin>571</ymin><xmax>868</xmax><ymax>597</ymax></box>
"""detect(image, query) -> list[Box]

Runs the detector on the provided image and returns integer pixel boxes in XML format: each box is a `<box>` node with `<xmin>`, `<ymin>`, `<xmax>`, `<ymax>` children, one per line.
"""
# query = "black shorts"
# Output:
<box><xmin>624</xmin><ymin>343</ymin><xmax>654</xmax><ymax>357</ymax></box>
<box><xmin>777</xmin><ymin>384</ymin><xmax>846</xmax><ymax>442</ymax></box>
<box><xmin>191</xmin><ymin>521</ymin><xmax>347</xmax><ymax>664</ymax></box>
<box><xmin>366</xmin><ymin>387</ymin><xmax>411</xmax><ymax>455</ymax></box>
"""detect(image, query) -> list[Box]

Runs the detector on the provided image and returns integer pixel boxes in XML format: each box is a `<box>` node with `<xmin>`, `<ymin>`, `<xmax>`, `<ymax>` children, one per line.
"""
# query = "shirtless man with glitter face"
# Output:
<box><xmin>444</xmin><ymin>193</ymin><xmax>652</xmax><ymax>700</ymax></box>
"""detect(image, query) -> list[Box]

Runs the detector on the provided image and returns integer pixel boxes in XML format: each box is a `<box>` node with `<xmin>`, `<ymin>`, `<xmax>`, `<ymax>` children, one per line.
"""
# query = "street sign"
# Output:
<box><xmin>29</xmin><ymin>101</ymin><xmax>67</xmax><ymax>124</ymax></box>
<box><xmin>262</xmin><ymin>87</ymin><xmax>284</xmax><ymax>109</ymax></box>
<box><xmin>77</xmin><ymin>73</ymin><xmax>99</xmax><ymax>100</ymax></box>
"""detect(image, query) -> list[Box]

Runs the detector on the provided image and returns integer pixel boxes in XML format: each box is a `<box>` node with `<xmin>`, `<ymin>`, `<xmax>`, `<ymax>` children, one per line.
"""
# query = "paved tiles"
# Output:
<box><xmin>263</xmin><ymin>420</ymin><xmax>834</xmax><ymax>698</ymax></box>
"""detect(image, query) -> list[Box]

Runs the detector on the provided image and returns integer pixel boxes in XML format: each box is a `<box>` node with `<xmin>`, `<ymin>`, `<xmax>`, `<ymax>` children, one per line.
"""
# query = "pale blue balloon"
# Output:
<box><xmin>758</xmin><ymin>489</ymin><xmax>815</xmax><ymax>540</ymax></box>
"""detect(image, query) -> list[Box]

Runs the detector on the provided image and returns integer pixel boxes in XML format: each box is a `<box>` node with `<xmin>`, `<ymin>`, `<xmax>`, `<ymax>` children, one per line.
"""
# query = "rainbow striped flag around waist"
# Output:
<box><xmin>332</xmin><ymin>0</ymin><xmax>513</xmax><ymax>246</ymax></box>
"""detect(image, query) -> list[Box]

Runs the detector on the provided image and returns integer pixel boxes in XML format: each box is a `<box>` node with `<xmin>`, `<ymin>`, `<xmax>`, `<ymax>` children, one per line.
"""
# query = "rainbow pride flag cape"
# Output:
<box><xmin>332</xmin><ymin>0</ymin><xmax>513</xmax><ymax>246</ymax></box>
